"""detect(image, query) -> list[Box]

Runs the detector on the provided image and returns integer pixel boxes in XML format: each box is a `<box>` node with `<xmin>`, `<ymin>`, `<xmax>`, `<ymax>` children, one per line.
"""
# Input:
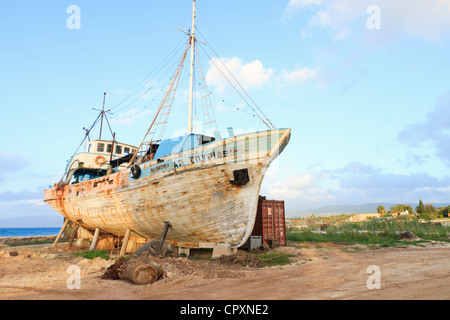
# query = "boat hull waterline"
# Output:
<box><xmin>44</xmin><ymin>129</ymin><xmax>291</xmax><ymax>248</ymax></box>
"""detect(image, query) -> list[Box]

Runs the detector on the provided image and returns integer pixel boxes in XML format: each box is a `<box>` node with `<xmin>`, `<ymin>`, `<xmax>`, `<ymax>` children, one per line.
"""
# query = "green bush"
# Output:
<box><xmin>75</xmin><ymin>250</ymin><xmax>109</xmax><ymax>260</ymax></box>
<box><xmin>287</xmin><ymin>218</ymin><xmax>449</xmax><ymax>246</ymax></box>
<box><xmin>256</xmin><ymin>252</ymin><xmax>295</xmax><ymax>267</ymax></box>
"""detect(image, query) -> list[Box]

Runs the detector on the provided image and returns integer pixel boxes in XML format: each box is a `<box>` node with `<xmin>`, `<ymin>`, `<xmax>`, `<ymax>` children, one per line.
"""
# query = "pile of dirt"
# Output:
<box><xmin>101</xmin><ymin>258</ymin><xmax>126</xmax><ymax>280</ymax></box>
<box><xmin>215</xmin><ymin>250</ymin><xmax>264</xmax><ymax>268</ymax></box>
<box><xmin>101</xmin><ymin>253</ymin><xmax>206</xmax><ymax>283</ymax></box>
<box><xmin>100</xmin><ymin>250</ymin><xmax>260</xmax><ymax>284</ymax></box>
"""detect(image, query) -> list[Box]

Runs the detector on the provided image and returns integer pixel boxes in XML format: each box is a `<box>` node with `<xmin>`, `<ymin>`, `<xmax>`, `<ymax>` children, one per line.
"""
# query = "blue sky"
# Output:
<box><xmin>0</xmin><ymin>0</ymin><xmax>449</xmax><ymax>224</ymax></box>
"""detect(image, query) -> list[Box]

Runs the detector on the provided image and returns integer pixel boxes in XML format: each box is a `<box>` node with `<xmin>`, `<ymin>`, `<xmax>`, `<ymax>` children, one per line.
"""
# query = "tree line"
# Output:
<box><xmin>377</xmin><ymin>200</ymin><xmax>449</xmax><ymax>220</ymax></box>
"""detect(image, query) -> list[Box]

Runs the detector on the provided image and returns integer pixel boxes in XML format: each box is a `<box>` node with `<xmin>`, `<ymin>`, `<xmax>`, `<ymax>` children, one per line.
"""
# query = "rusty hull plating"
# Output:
<box><xmin>44</xmin><ymin>129</ymin><xmax>291</xmax><ymax>248</ymax></box>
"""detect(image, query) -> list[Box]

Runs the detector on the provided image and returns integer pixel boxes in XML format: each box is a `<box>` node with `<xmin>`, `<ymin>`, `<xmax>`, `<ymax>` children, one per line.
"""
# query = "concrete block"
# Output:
<box><xmin>212</xmin><ymin>244</ymin><xmax>236</xmax><ymax>258</ymax></box>
<box><xmin>178</xmin><ymin>247</ymin><xmax>190</xmax><ymax>256</ymax></box>
<box><xmin>74</xmin><ymin>238</ymin><xmax>91</xmax><ymax>247</ymax></box>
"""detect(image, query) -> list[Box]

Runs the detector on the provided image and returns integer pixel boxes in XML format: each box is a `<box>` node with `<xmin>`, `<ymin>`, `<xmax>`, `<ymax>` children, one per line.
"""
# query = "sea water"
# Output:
<box><xmin>0</xmin><ymin>228</ymin><xmax>61</xmax><ymax>238</ymax></box>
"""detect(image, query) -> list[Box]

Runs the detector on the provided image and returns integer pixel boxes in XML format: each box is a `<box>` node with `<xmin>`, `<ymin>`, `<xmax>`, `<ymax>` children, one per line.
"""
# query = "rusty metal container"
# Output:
<box><xmin>251</xmin><ymin>196</ymin><xmax>286</xmax><ymax>247</ymax></box>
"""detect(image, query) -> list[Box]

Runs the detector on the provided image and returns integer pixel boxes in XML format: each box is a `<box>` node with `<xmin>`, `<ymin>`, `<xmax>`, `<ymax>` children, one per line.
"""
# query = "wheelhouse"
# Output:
<box><xmin>64</xmin><ymin>139</ymin><xmax>138</xmax><ymax>184</ymax></box>
<box><xmin>87</xmin><ymin>140</ymin><xmax>138</xmax><ymax>157</ymax></box>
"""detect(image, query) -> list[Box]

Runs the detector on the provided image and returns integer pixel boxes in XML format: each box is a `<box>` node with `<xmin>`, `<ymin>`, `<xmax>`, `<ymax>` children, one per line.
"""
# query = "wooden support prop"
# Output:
<box><xmin>90</xmin><ymin>228</ymin><xmax>100</xmax><ymax>251</ymax></box>
<box><xmin>119</xmin><ymin>229</ymin><xmax>132</xmax><ymax>257</ymax></box>
<box><xmin>66</xmin><ymin>225</ymin><xmax>80</xmax><ymax>250</ymax></box>
<box><xmin>53</xmin><ymin>219</ymin><xmax>69</xmax><ymax>248</ymax></box>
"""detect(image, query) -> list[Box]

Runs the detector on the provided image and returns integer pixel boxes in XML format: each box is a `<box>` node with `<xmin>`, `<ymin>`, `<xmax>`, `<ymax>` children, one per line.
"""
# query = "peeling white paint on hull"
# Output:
<box><xmin>44</xmin><ymin>129</ymin><xmax>291</xmax><ymax>248</ymax></box>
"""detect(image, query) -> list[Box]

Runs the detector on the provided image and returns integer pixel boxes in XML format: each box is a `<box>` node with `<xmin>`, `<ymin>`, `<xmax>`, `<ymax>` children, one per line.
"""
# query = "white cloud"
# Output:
<box><xmin>284</xmin><ymin>0</ymin><xmax>325</xmax><ymax>17</ymax></box>
<box><xmin>0</xmin><ymin>153</ymin><xmax>30</xmax><ymax>183</ymax></box>
<box><xmin>206</xmin><ymin>56</ymin><xmax>319</xmax><ymax>94</ymax></box>
<box><xmin>266</xmin><ymin>173</ymin><xmax>321</xmax><ymax>199</ymax></box>
<box><xmin>263</xmin><ymin>162</ymin><xmax>450</xmax><ymax>212</ymax></box>
<box><xmin>277</xmin><ymin>67</ymin><xmax>317</xmax><ymax>88</ymax></box>
<box><xmin>284</xmin><ymin>173</ymin><xmax>316</xmax><ymax>190</ymax></box>
<box><xmin>27</xmin><ymin>199</ymin><xmax>46</xmax><ymax>207</ymax></box>
<box><xmin>206</xmin><ymin>57</ymin><xmax>274</xmax><ymax>93</ymax></box>
<box><xmin>285</xmin><ymin>0</ymin><xmax>450</xmax><ymax>42</ymax></box>
<box><xmin>0</xmin><ymin>152</ymin><xmax>30</xmax><ymax>174</ymax></box>
<box><xmin>399</xmin><ymin>92</ymin><xmax>450</xmax><ymax>166</ymax></box>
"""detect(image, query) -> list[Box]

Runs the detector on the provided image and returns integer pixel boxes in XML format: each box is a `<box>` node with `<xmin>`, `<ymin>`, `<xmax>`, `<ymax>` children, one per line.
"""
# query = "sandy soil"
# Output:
<box><xmin>0</xmin><ymin>239</ymin><xmax>449</xmax><ymax>300</ymax></box>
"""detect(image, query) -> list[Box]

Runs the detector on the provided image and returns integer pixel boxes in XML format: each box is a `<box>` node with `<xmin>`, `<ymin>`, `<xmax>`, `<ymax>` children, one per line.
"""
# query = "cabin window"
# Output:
<box><xmin>88</xmin><ymin>144</ymin><xmax>92</xmax><ymax>153</ymax></box>
<box><xmin>124</xmin><ymin>147</ymin><xmax>130</xmax><ymax>154</ymax></box>
<box><xmin>115</xmin><ymin>145</ymin><xmax>122</xmax><ymax>155</ymax></box>
<box><xmin>97</xmin><ymin>143</ymin><xmax>105</xmax><ymax>152</ymax></box>
<box><xmin>107</xmin><ymin>144</ymin><xmax>112</xmax><ymax>153</ymax></box>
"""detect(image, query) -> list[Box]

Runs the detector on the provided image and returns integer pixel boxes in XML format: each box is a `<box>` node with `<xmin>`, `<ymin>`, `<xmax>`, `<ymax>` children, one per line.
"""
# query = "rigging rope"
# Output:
<box><xmin>195</xmin><ymin>26</ymin><xmax>275</xmax><ymax>130</ymax></box>
<box><xmin>65</xmin><ymin>22</ymin><xmax>277</xmax><ymax>175</ymax></box>
<box><xmin>195</xmin><ymin>41</ymin><xmax>219</xmax><ymax>133</ymax></box>
<box><xmin>109</xmin><ymin>34</ymin><xmax>190</xmax><ymax>114</ymax></box>
<box><xmin>128</xmin><ymin>41</ymin><xmax>191</xmax><ymax>166</ymax></box>
<box><xmin>60</xmin><ymin>112</ymin><xmax>103</xmax><ymax>182</ymax></box>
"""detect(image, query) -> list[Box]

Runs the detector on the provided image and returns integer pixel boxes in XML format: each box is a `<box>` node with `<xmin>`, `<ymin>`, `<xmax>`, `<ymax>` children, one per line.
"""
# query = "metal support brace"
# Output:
<box><xmin>157</xmin><ymin>221</ymin><xmax>172</xmax><ymax>253</ymax></box>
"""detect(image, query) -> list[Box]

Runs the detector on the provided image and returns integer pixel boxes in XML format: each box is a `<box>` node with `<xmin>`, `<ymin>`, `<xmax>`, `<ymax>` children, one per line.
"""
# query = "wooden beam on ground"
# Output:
<box><xmin>53</xmin><ymin>219</ymin><xmax>70</xmax><ymax>248</ymax></box>
<box><xmin>90</xmin><ymin>228</ymin><xmax>100</xmax><ymax>251</ymax></box>
<box><xmin>66</xmin><ymin>224</ymin><xmax>80</xmax><ymax>250</ymax></box>
<box><xmin>119</xmin><ymin>229</ymin><xmax>132</xmax><ymax>257</ymax></box>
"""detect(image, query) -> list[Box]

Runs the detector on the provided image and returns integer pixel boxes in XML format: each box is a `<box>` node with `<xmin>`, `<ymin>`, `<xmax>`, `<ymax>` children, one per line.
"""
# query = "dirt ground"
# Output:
<box><xmin>0</xmin><ymin>238</ymin><xmax>449</xmax><ymax>300</ymax></box>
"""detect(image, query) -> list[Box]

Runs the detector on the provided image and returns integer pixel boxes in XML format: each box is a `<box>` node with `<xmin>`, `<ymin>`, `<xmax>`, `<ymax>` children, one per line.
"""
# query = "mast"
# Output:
<box><xmin>99</xmin><ymin>91</ymin><xmax>106</xmax><ymax>140</ymax></box>
<box><xmin>187</xmin><ymin>0</ymin><xmax>196</xmax><ymax>134</ymax></box>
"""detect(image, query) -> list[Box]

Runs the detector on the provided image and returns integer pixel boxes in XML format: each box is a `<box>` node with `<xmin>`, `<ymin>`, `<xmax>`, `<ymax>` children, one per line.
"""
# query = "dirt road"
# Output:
<box><xmin>0</xmin><ymin>241</ymin><xmax>449</xmax><ymax>300</ymax></box>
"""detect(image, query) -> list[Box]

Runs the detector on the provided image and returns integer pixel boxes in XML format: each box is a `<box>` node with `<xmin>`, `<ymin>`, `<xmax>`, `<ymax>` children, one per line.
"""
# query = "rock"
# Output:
<box><xmin>41</xmin><ymin>253</ymin><xmax>58</xmax><ymax>260</ymax></box>
<box><xmin>399</xmin><ymin>231</ymin><xmax>418</xmax><ymax>240</ymax></box>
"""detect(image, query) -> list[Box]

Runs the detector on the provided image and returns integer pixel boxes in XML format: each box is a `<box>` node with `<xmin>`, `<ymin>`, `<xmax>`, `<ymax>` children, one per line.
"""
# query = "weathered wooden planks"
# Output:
<box><xmin>44</xmin><ymin>129</ymin><xmax>291</xmax><ymax>248</ymax></box>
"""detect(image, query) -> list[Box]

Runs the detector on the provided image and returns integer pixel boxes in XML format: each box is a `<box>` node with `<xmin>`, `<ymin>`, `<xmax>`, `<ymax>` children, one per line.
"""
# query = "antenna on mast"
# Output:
<box><xmin>92</xmin><ymin>91</ymin><xmax>114</xmax><ymax>140</ymax></box>
<box><xmin>99</xmin><ymin>92</ymin><xmax>106</xmax><ymax>139</ymax></box>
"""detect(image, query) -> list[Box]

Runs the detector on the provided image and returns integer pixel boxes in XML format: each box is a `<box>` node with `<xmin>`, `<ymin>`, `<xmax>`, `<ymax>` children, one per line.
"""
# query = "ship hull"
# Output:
<box><xmin>44</xmin><ymin>129</ymin><xmax>291</xmax><ymax>248</ymax></box>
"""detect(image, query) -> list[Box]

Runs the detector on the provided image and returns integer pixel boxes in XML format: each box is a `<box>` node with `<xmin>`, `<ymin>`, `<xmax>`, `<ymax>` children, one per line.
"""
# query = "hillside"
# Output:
<box><xmin>290</xmin><ymin>203</ymin><xmax>450</xmax><ymax>218</ymax></box>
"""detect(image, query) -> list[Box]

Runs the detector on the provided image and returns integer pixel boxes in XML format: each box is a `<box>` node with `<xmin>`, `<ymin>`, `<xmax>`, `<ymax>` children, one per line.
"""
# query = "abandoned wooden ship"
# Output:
<box><xmin>44</xmin><ymin>0</ymin><xmax>291</xmax><ymax>255</ymax></box>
